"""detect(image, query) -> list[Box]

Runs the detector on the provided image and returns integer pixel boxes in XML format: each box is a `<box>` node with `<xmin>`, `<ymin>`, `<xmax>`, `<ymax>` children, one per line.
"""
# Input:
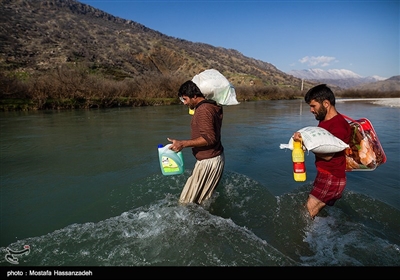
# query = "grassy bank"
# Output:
<box><xmin>0</xmin><ymin>97</ymin><xmax>178</xmax><ymax>111</ymax></box>
<box><xmin>1</xmin><ymin>67</ymin><xmax>399</xmax><ymax>111</ymax></box>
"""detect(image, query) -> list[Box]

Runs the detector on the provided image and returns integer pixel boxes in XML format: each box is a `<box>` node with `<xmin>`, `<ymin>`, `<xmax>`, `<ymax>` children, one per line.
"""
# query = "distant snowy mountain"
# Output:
<box><xmin>353</xmin><ymin>75</ymin><xmax>400</xmax><ymax>92</ymax></box>
<box><xmin>287</xmin><ymin>68</ymin><xmax>386</xmax><ymax>89</ymax></box>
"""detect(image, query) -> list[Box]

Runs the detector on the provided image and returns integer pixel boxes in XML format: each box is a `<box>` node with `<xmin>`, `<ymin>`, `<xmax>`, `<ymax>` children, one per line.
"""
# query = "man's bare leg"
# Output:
<box><xmin>306</xmin><ymin>194</ymin><xmax>326</xmax><ymax>219</ymax></box>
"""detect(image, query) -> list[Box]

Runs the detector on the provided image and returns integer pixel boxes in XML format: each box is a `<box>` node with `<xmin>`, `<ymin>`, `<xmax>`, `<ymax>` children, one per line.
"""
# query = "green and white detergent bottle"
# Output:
<box><xmin>158</xmin><ymin>144</ymin><xmax>184</xmax><ymax>175</ymax></box>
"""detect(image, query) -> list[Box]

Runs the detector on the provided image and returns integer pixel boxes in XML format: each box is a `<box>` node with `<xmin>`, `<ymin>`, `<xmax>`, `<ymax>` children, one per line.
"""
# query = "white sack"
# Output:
<box><xmin>279</xmin><ymin>126</ymin><xmax>349</xmax><ymax>153</ymax></box>
<box><xmin>192</xmin><ymin>69</ymin><xmax>240</xmax><ymax>105</ymax></box>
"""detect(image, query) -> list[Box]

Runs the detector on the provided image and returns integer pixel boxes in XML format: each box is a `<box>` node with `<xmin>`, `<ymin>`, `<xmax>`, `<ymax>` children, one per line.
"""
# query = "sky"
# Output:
<box><xmin>78</xmin><ymin>0</ymin><xmax>399</xmax><ymax>79</ymax></box>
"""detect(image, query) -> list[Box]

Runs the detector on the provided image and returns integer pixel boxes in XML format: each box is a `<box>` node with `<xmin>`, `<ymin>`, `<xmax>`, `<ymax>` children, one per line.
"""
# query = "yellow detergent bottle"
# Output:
<box><xmin>292</xmin><ymin>140</ymin><xmax>306</xmax><ymax>181</ymax></box>
<box><xmin>158</xmin><ymin>144</ymin><xmax>184</xmax><ymax>175</ymax></box>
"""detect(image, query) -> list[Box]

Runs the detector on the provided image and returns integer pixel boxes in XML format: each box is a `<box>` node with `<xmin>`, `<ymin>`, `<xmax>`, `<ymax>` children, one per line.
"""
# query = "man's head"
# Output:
<box><xmin>304</xmin><ymin>84</ymin><xmax>336</xmax><ymax>121</ymax></box>
<box><xmin>304</xmin><ymin>84</ymin><xmax>336</xmax><ymax>106</ymax></box>
<box><xmin>178</xmin><ymin>80</ymin><xmax>205</xmax><ymax>110</ymax></box>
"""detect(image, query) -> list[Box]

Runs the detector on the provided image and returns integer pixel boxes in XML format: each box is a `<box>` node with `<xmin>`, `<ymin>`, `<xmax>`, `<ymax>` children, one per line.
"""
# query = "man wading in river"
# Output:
<box><xmin>167</xmin><ymin>80</ymin><xmax>225</xmax><ymax>206</ymax></box>
<box><xmin>292</xmin><ymin>84</ymin><xmax>351</xmax><ymax>219</ymax></box>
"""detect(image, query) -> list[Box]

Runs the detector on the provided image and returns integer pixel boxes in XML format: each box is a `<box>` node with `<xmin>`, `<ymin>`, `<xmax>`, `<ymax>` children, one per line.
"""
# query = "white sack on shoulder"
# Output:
<box><xmin>192</xmin><ymin>69</ymin><xmax>240</xmax><ymax>106</ymax></box>
<box><xmin>280</xmin><ymin>126</ymin><xmax>349</xmax><ymax>153</ymax></box>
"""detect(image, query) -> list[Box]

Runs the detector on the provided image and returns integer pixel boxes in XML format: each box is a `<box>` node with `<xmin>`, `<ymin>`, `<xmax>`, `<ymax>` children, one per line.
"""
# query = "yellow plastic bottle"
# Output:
<box><xmin>292</xmin><ymin>141</ymin><xmax>306</xmax><ymax>181</ymax></box>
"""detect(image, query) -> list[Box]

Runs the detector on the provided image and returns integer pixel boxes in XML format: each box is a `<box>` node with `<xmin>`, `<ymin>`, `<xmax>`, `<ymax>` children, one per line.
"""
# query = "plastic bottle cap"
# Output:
<box><xmin>158</xmin><ymin>144</ymin><xmax>164</xmax><ymax>148</ymax></box>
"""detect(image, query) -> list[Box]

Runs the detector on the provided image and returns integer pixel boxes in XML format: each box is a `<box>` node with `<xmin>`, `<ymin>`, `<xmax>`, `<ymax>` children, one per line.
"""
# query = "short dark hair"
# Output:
<box><xmin>178</xmin><ymin>80</ymin><xmax>205</xmax><ymax>98</ymax></box>
<box><xmin>304</xmin><ymin>84</ymin><xmax>336</xmax><ymax>106</ymax></box>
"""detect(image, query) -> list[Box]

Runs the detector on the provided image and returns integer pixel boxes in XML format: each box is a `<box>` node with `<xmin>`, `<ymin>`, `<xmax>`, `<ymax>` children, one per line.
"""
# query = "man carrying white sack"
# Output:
<box><xmin>293</xmin><ymin>84</ymin><xmax>351</xmax><ymax>219</ymax></box>
<box><xmin>168</xmin><ymin>80</ymin><xmax>225</xmax><ymax>206</ymax></box>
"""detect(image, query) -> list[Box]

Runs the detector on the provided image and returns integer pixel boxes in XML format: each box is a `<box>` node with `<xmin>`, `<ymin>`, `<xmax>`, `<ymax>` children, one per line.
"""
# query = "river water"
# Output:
<box><xmin>0</xmin><ymin>99</ymin><xmax>399</xmax><ymax>269</ymax></box>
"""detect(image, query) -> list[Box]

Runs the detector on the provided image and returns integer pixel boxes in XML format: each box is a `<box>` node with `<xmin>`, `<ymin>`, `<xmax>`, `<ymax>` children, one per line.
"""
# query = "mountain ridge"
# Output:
<box><xmin>0</xmin><ymin>0</ymin><xmax>309</xmax><ymax>89</ymax></box>
<box><xmin>2</xmin><ymin>0</ymin><xmax>397</xmax><ymax>91</ymax></box>
<box><xmin>287</xmin><ymin>68</ymin><xmax>398</xmax><ymax>90</ymax></box>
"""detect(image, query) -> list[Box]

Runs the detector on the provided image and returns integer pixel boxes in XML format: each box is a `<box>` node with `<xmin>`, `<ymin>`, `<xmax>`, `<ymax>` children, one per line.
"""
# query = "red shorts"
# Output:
<box><xmin>310</xmin><ymin>171</ymin><xmax>347</xmax><ymax>206</ymax></box>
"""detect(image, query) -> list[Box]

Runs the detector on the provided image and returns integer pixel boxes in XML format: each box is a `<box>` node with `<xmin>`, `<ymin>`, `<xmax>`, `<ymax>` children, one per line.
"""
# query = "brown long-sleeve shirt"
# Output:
<box><xmin>191</xmin><ymin>100</ymin><xmax>224</xmax><ymax>160</ymax></box>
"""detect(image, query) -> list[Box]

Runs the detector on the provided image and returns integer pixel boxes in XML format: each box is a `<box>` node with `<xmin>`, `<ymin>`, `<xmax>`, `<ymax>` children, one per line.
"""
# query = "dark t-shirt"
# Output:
<box><xmin>191</xmin><ymin>100</ymin><xmax>224</xmax><ymax>160</ymax></box>
<box><xmin>316</xmin><ymin>113</ymin><xmax>351</xmax><ymax>178</ymax></box>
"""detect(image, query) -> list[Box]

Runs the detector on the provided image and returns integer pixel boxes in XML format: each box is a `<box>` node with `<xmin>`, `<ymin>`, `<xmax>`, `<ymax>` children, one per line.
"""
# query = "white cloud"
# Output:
<box><xmin>299</xmin><ymin>56</ymin><xmax>336</xmax><ymax>67</ymax></box>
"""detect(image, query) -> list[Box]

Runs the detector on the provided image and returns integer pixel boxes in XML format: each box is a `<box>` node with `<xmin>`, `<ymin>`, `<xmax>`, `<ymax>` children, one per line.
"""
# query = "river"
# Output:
<box><xmin>0</xmin><ymin>99</ymin><xmax>399</xmax><ymax>272</ymax></box>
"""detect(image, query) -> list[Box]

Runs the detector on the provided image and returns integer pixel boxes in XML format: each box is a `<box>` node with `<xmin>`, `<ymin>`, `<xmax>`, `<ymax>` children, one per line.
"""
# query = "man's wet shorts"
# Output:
<box><xmin>310</xmin><ymin>170</ymin><xmax>346</xmax><ymax>206</ymax></box>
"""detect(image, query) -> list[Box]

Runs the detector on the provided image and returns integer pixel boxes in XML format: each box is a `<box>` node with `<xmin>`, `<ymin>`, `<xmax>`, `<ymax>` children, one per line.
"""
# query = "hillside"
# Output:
<box><xmin>351</xmin><ymin>76</ymin><xmax>400</xmax><ymax>92</ymax></box>
<box><xmin>0</xmin><ymin>0</ymin><xmax>308</xmax><ymax>87</ymax></box>
<box><xmin>1</xmin><ymin>0</ymin><xmax>396</xmax><ymax>111</ymax></box>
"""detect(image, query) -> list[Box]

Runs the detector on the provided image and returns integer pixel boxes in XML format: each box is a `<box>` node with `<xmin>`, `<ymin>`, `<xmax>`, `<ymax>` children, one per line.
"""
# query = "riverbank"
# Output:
<box><xmin>337</xmin><ymin>97</ymin><xmax>400</xmax><ymax>107</ymax></box>
<box><xmin>2</xmin><ymin>97</ymin><xmax>399</xmax><ymax>112</ymax></box>
<box><xmin>0</xmin><ymin>97</ymin><xmax>179</xmax><ymax>111</ymax></box>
